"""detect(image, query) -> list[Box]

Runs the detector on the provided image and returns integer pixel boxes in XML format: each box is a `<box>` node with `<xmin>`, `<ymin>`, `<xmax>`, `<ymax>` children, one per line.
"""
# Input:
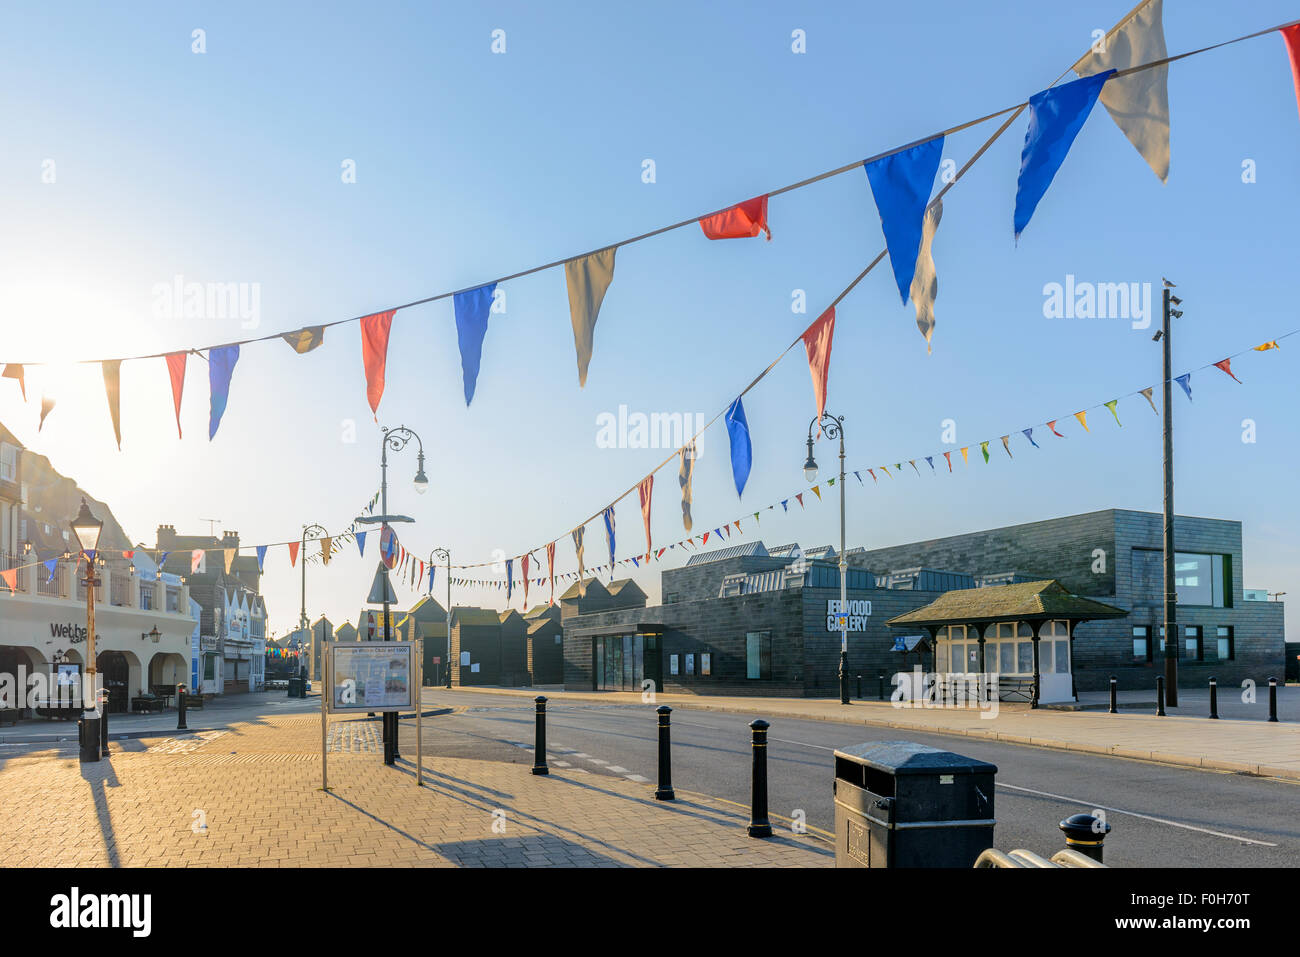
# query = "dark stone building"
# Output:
<box><xmin>524</xmin><ymin>604</ymin><xmax>564</xmax><ymax>684</ymax></box>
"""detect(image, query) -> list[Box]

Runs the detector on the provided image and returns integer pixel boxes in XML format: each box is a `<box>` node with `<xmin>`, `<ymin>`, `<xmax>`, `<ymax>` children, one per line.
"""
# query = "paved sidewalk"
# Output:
<box><xmin>440</xmin><ymin>686</ymin><xmax>1300</xmax><ymax>781</ymax></box>
<box><xmin>0</xmin><ymin>712</ymin><xmax>830</xmax><ymax>868</ymax></box>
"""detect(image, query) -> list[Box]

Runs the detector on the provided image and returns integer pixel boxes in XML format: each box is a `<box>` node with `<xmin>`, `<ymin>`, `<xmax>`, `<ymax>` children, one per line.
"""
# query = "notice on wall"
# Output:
<box><xmin>328</xmin><ymin>643</ymin><xmax>413</xmax><ymax>713</ymax></box>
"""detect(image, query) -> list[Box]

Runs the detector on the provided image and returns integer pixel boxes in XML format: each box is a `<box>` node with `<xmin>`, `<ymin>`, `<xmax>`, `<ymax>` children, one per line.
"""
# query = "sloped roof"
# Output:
<box><xmin>560</xmin><ymin>578</ymin><xmax>610</xmax><ymax>600</ymax></box>
<box><xmin>452</xmin><ymin>607</ymin><xmax>502</xmax><ymax>627</ymax></box>
<box><xmin>683</xmin><ymin>541</ymin><xmax>769</xmax><ymax>566</ymax></box>
<box><xmin>527</xmin><ymin>618</ymin><xmax>561</xmax><ymax>635</ymax></box>
<box><xmin>499</xmin><ymin>609</ymin><xmax>523</xmax><ymax>624</ymax></box>
<box><xmin>406</xmin><ymin>595</ymin><xmax>447</xmax><ymax>620</ymax></box>
<box><xmin>606</xmin><ymin>578</ymin><xmax>645</xmax><ymax>598</ymax></box>
<box><xmin>334</xmin><ymin>622</ymin><xmax>358</xmax><ymax>640</ymax></box>
<box><xmin>886</xmin><ymin>580</ymin><xmax>1127</xmax><ymax>628</ymax></box>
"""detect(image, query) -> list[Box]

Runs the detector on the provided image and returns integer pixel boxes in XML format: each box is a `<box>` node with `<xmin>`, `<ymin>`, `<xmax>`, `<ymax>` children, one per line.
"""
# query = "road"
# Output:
<box><xmin>407</xmin><ymin>688</ymin><xmax>1300</xmax><ymax>868</ymax></box>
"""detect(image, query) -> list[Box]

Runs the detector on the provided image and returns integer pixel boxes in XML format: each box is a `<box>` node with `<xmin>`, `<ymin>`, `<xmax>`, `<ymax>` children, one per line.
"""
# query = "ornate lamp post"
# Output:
<box><xmin>300</xmin><ymin>523</ymin><xmax>327</xmax><ymax>685</ymax></box>
<box><xmin>803</xmin><ymin>413</ymin><xmax>851</xmax><ymax>705</ymax></box>
<box><xmin>70</xmin><ymin>498</ymin><xmax>104</xmax><ymax>762</ymax></box>
<box><xmin>429</xmin><ymin>548</ymin><xmax>452</xmax><ymax>689</ymax></box>
<box><xmin>356</xmin><ymin>425</ymin><xmax>427</xmax><ymax>766</ymax></box>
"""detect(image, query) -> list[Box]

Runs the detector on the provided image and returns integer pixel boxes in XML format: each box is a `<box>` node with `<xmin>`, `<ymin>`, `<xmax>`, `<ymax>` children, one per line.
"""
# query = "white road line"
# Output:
<box><xmin>606</xmin><ymin>765</ymin><xmax>629</xmax><ymax>774</ymax></box>
<box><xmin>625</xmin><ymin>774</ymin><xmax>650</xmax><ymax>783</ymax></box>
<box><xmin>995</xmin><ymin>783</ymin><xmax>1278</xmax><ymax>847</ymax></box>
<box><xmin>585</xmin><ymin>757</ymin><xmax>608</xmax><ymax>765</ymax></box>
<box><xmin>570</xmin><ymin>752</ymin><xmax>590</xmax><ymax>759</ymax></box>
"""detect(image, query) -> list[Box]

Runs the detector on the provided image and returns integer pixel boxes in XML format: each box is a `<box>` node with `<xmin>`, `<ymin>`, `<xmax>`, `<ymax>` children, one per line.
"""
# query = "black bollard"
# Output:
<box><xmin>1268</xmin><ymin>677</ymin><xmax>1278</xmax><ymax>723</ymax></box>
<box><xmin>1059</xmin><ymin>813</ymin><xmax>1111</xmax><ymax>863</ymax></box>
<box><xmin>856</xmin><ymin>675</ymin><xmax>862</xmax><ymax>700</ymax></box>
<box><xmin>100</xmin><ymin>690</ymin><xmax>109</xmax><ymax>750</ymax></box>
<box><xmin>1156</xmin><ymin>675</ymin><xmax>1166</xmax><ymax>717</ymax></box>
<box><xmin>177</xmin><ymin>683</ymin><xmax>188</xmax><ymax>731</ymax></box>
<box><xmin>877</xmin><ymin>671</ymin><xmax>886</xmax><ymax>701</ymax></box>
<box><xmin>1209</xmin><ymin>677</ymin><xmax>1218</xmax><ymax>720</ymax></box>
<box><xmin>1108</xmin><ymin>675</ymin><xmax>1117</xmax><ymax>714</ymax></box>
<box><xmin>746</xmin><ymin>719</ymin><xmax>772</xmax><ymax>838</ymax></box>
<box><xmin>654</xmin><ymin>706</ymin><xmax>675</xmax><ymax>800</ymax></box>
<box><xmin>531</xmin><ymin>696</ymin><xmax>549</xmax><ymax>775</ymax></box>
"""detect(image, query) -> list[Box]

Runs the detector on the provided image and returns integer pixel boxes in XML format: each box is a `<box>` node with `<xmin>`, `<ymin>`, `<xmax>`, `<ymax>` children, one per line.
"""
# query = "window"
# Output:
<box><xmin>1039</xmin><ymin>641</ymin><xmax>1054</xmax><ymax>673</ymax></box>
<box><xmin>1184</xmin><ymin>626</ymin><xmax>1203</xmax><ymax>661</ymax></box>
<box><xmin>1158</xmin><ymin>625</ymin><xmax>1166</xmax><ymax>654</ymax></box>
<box><xmin>999</xmin><ymin>643</ymin><xmax>1015</xmax><ymax>674</ymax></box>
<box><xmin>1016</xmin><ymin>642</ymin><xmax>1033</xmax><ymax>674</ymax></box>
<box><xmin>1133</xmin><ymin>549</ymin><xmax>1232</xmax><ymax>607</ymax></box>
<box><xmin>1216</xmin><ymin>626</ymin><xmax>1234</xmax><ymax>661</ymax></box>
<box><xmin>669</xmin><ymin>654</ymin><xmax>679</xmax><ymax>676</ymax></box>
<box><xmin>745</xmin><ymin>632</ymin><xmax>772</xmax><ymax>679</ymax></box>
<box><xmin>684</xmin><ymin>653</ymin><xmax>695</xmax><ymax>676</ymax></box>
<box><xmin>1132</xmin><ymin>626</ymin><xmax>1151</xmax><ymax>661</ymax></box>
<box><xmin>0</xmin><ymin>443</ymin><xmax>16</xmax><ymax>483</ymax></box>
<box><xmin>700</xmin><ymin>653</ymin><xmax>711</xmax><ymax>676</ymax></box>
<box><xmin>139</xmin><ymin>586</ymin><xmax>153</xmax><ymax>611</ymax></box>
<box><xmin>1054</xmin><ymin>639</ymin><xmax>1069</xmax><ymax>674</ymax></box>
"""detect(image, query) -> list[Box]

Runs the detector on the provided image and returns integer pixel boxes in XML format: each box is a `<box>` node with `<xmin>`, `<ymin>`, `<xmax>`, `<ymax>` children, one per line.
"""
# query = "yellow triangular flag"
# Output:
<box><xmin>1074</xmin><ymin>410</ymin><xmax>1089</xmax><ymax>432</ymax></box>
<box><xmin>811</xmin><ymin>486</ymin><xmax>822</xmax><ymax>500</ymax></box>
<box><xmin>1254</xmin><ymin>340</ymin><xmax>1279</xmax><ymax>351</ymax></box>
<box><xmin>960</xmin><ymin>447</ymin><xmax>968</xmax><ymax>465</ymax></box>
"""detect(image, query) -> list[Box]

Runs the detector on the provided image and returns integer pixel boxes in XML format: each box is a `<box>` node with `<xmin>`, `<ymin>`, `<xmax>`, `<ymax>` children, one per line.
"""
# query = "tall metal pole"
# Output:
<box><xmin>1161</xmin><ymin>285</ymin><xmax>1179</xmax><ymax>706</ymax></box>
<box><xmin>380</xmin><ymin>435</ymin><xmax>397</xmax><ymax>765</ymax></box>
<box><xmin>300</xmin><ymin>523</ymin><xmax>326</xmax><ymax>685</ymax></box>
<box><xmin>837</xmin><ymin>420</ymin><xmax>849</xmax><ymax>706</ymax></box>
<box><xmin>445</xmin><ymin>551</ymin><xmax>451</xmax><ymax>688</ymax></box>
<box><xmin>81</xmin><ymin>555</ymin><xmax>100</xmax><ymax>761</ymax></box>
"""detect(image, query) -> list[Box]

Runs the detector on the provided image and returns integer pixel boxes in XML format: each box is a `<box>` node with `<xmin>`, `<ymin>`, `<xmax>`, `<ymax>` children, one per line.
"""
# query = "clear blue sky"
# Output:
<box><xmin>1</xmin><ymin>1</ymin><xmax>1296</xmax><ymax>638</ymax></box>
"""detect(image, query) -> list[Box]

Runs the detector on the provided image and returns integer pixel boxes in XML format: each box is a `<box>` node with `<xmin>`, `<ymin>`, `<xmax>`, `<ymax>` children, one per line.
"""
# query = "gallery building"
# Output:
<box><xmin>558</xmin><ymin>509</ymin><xmax>1286</xmax><ymax>702</ymax></box>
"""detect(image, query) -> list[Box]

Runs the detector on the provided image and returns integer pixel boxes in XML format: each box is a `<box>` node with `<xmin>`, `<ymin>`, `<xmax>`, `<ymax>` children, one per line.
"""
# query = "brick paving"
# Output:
<box><xmin>0</xmin><ymin>712</ymin><xmax>830</xmax><ymax>868</ymax></box>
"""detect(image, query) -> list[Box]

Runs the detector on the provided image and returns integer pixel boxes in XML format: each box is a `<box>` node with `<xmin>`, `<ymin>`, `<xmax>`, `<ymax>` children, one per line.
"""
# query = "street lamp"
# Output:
<box><xmin>70</xmin><ymin>498</ymin><xmax>103</xmax><ymax>762</ymax></box>
<box><xmin>802</xmin><ymin>414</ymin><xmax>851</xmax><ymax>705</ymax></box>
<box><xmin>300</xmin><ymin>522</ymin><xmax>327</xmax><ymax>685</ymax></box>
<box><xmin>1157</xmin><ymin>278</ymin><xmax>1181</xmax><ymax>707</ymax></box>
<box><xmin>430</xmin><ymin>548</ymin><xmax>452</xmax><ymax>689</ymax></box>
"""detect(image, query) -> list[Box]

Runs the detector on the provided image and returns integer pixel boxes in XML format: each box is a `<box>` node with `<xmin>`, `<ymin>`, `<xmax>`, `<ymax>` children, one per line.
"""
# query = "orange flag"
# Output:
<box><xmin>0</xmin><ymin>568</ymin><xmax>16</xmax><ymax>591</ymax></box>
<box><xmin>801</xmin><ymin>307</ymin><xmax>836</xmax><ymax>431</ymax></box>
<box><xmin>288</xmin><ymin>541</ymin><xmax>300</xmax><ymax>567</ymax></box>
<box><xmin>1047</xmin><ymin>419</ymin><xmax>1065</xmax><ymax>437</ymax></box>
<box><xmin>360</xmin><ymin>309</ymin><xmax>397</xmax><ymax>418</ymax></box>
<box><xmin>1213</xmin><ymin>358</ymin><xmax>1242</xmax><ymax>383</ymax></box>
<box><xmin>699</xmin><ymin>195</ymin><xmax>771</xmax><ymax>240</ymax></box>
<box><xmin>165</xmin><ymin>352</ymin><xmax>187</xmax><ymax>439</ymax></box>
<box><xmin>2</xmin><ymin>364</ymin><xmax>26</xmax><ymax>401</ymax></box>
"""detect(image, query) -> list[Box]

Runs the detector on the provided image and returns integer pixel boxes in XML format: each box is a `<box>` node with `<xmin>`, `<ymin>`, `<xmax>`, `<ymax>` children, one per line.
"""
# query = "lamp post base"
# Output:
<box><xmin>79</xmin><ymin>716</ymin><xmax>101</xmax><ymax>763</ymax></box>
<box><xmin>838</xmin><ymin>651</ymin><xmax>850</xmax><ymax>705</ymax></box>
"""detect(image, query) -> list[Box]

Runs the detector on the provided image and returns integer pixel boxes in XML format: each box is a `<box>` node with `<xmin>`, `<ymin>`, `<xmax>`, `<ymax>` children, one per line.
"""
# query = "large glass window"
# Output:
<box><xmin>1054</xmin><ymin>639</ymin><xmax>1070</xmax><ymax>674</ymax></box>
<box><xmin>999</xmin><ymin>643</ymin><xmax>1015</xmax><ymax>674</ymax></box>
<box><xmin>1184</xmin><ymin>626</ymin><xmax>1203</xmax><ymax>661</ymax></box>
<box><xmin>1016</xmin><ymin>642</ymin><xmax>1034</xmax><ymax>674</ymax></box>
<box><xmin>1133</xmin><ymin>549</ymin><xmax>1231</xmax><ymax>607</ymax></box>
<box><xmin>1217</xmin><ymin>626</ymin><xmax>1234</xmax><ymax>661</ymax></box>
<box><xmin>745</xmin><ymin>632</ymin><xmax>772</xmax><ymax>680</ymax></box>
<box><xmin>1132</xmin><ymin>625</ymin><xmax>1150</xmax><ymax>660</ymax></box>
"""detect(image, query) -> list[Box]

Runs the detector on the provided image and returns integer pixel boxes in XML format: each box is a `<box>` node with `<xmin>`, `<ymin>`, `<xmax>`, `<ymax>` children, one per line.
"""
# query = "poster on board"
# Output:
<box><xmin>328</xmin><ymin>643</ymin><xmax>414</xmax><ymax>713</ymax></box>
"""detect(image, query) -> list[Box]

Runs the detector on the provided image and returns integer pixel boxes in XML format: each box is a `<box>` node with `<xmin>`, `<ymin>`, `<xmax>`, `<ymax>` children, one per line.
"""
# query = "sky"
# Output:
<box><xmin>1</xmin><ymin>1</ymin><xmax>1297</xmax><ymax>639</ymax></box>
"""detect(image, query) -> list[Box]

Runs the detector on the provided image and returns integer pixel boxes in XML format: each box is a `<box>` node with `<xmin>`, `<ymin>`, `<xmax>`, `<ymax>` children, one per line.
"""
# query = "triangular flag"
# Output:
<box><xmin>854</xmin><ymin>471</ymin><xmax>862</xmax><ymax>483</ymax></box>
<box><xmin>0</xmin><ymin>569</ymin><xmax>15</xmax><ymax>592</ymax></box>
<box><xmin>909</xmin><ymin>199</ymin><xmax>943</xmax><ymax>352</ymax></box>
<box><xmin>864</xmin><ymin>136</ymin><xmax>945</xmax><ymax>304</ymax></box>
<box><xmin>1000</xmin><ymin>436</ymin><xmax>1012</xmax><ymax>458</ymax></box>
<box><xmin>1014</xmin><ymin>70</ymin><xmax>1114</xmax><ymax>240</ymax></box>
<box><xmin>980</xmin><ymin>441</ymin><xmax>990</xmax><ymax>463</ymax></box>
<box><xmin>780</xmin><ymin>500</ymin><xmax>788</xmax><ymax>511</ymax></box>
<box><xmin>1254</xmin><ymin>340</ymin><xmax>1280</xmax><ymax>352</ymax></box>
<box><xmin>1280</xmin><ymin>25</ymin><xmax>1300</xmax><ymax>122</ymax></box>
<box><xmin>43</xmin><ymin>559</ymin><xmax>57</xmax><ymax>584</ymax></box>
<box><xmin>165</xmin><ymin>352</ymin><xmax>187</xmax><ymax>439</ymax></box>
<box><xmin>724</xmin><ymin>397</ymin><xmax>752</xmax><ymax>498</ymax></box>
<box><xmin>637</xmin><ymin>475</ymin><xmax>654</xmax><ymax>562</ymax></box>
<box><xmin>356</xmin><ymin>530</ymin><xmax>367</xmax><ymax>556</ymax></box>
<box><xmin>1140</xmin><ymin>387</ymin><xmax>1159</xmax><ymax>414</ymax></box>
<box><xmin>1105</xmin><ymin>399</ymin><xmax>1122</xmax><ymax>426</ymax></box>
<box><xmin>208</xmin><ymin>345</ymin><xmax>240</xmax><ymax>440</ymax></box>
<box><xmin>1074</xmin><ymin>0</ymin><xmax>1170</xmax><ymax>182</ymax></box>
<box><xmin>360</xmin><ymin>309</ymin><xmax>397</xmax><ymax>418</ymax></box>
<box><xmin>960</xmin><ymin>447</ymin><xmax>968</xmax><ymax>465</ymax></box>
<box><xmin>2</xmin><ymin>365</ymin><xmax>26</xmax><ymax>401</ymax></box>
<box><xmin>925</xmin><ymin>456</ymin><xmax>934</xmax><ymax>471</ymax></box>
<box><xmin>811</xmin><ymin>485</ymin><xmax>822</xmax><ymax>500</ymax></box>
<box><xmin>679</xmin><ymin>442</ymin><xmax>696</xmax><ymax>531</ymax></box>
<box><xmin>1175</xmin><ymin>374</ymin><xmax>1192</xmax><ymax>401</ymax></box>
<box><xmin>454</xmin><ymin>282</ymin><xmax>497</xmax><ymax>406</ymax></box>
<box><xmin>102</xmin><ymin>360</ymin><xmax>123</xmax><ymax>450</ymax></box>
<box><xmin>505</xmin><ymin>558</ymin><xmax>513</xmax><ymax>601</ymax></box>
<box><xmin>867</xmin><ymin>469</ymin><xmax>876</xmax><ymax>483</ymax></box>
<box><xmin>255</xmin><ymin>545</ymin><xmax>267</xmax><ymax>571</ymax></box>
<box><xmin>1047</xmin><ymin>420</ymin><xmax>1065</xmax><ymax>437</ymax></box>
<box><xmin>320</xmin><ymin>538</ymin><xmax>332</xmax><ymax>566</ymax></box>
<box><xmin>38</xmin><ymin>395</ymin><xmax>55</xmax><ymax>432</ymax></box>
<box><xmin>1213</xmin><ymin>358</ymin><xmax>1242</xmax><ymax>384</ymax></box>
<box><xmin>827</xmin><ymin>477</ymin><xmax>836</xmax><ymax>487</ymax></box>
<box><xmin>801</xmin><ymin>307</ymin><xmax>835</xmax><ymax>429</ymax></box>
<box><xmin>566</xmin><ymin>248</ymin><xmax>617</xmax><ymax>387</ymax></box>
<box><xmin>908</xmin><ymin>461</ymin><xmax>919</xmax><ymax>475</ymax></box>
<box><xmin>573</xmin><ymin>525</ymin><xmax>586</xmax><ymax>597</ymax></box>
<box><xmin>881</xmin><ymin>466</ymin><xmax>892</xmax><ymax>478</ymax></box>
<box><xmin>1074</xmin><ymin>410</ymin><xmax>1090</xmax><ymax>432</ymax></box>
<box><xmin>191</xmin><ymin>549</ymin><xmax>204</xmax><ymax>574</ymax></box>
<box><xmin>288</xmin><ymin>541</ymin><xmax>300</xmax><ymax>567</ymax></box>
<box><xmin>702</xmin><ymin>531</ymin><xmax>710</xmax><ymax>545</ymax></box>
<box><xmin>547</xmin><ymin>541</ymin><xmax>557</xmax><ymax>604</ymax></box>
<box><xmin>796</xmin><ymin>493</ymin><xmax>804</xmax><ymax>508</ymax></box>
<box><xmin>223</xmin><ymin>547</ymin><xmax>235</xmax><ymax>572</ymax></box>
<box><xmin>282</xmin><ymin>326</ymin><xmax>325</xmax><ymax>354</ymax></box>
<box><xmin>602</xmin><ymin>505</ymin><xmax>616</xmax><ymax>578</ymax></box>
<box><xmin>942</xmin><ymin>452</ymin><xmax>952</xmax><ymax>472</ymax></box>
<box><xmin>1023</xmin><ymin>428</ymin><xmax>1039</xmax><ymax>449</ymax></box>
<box><xmin>699</xmin><ymin>195</ymin><xmax>771</xmax><ymax>240</ymax></box>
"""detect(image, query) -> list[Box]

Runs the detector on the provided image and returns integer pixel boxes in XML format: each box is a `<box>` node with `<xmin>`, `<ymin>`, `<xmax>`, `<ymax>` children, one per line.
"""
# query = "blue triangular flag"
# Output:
<box><xmin>356</xmin><ymin>530</ymin><xmax>367</xmax><ymax>557</ymax></box>
<box><xmin>84</xmin><ymin>549</ymin><xmax>95</xmax><ymax>564</ymax></box>
<box><xmin>1023</xmin><ymin>428</ymin><xmax>1039</xmax><ymax>449</ymax></box>
<box><xmin>1014</xmin><ymin>70</ymin><xmax>1114</xmax><ymax>241</ymax></box>
<box><xmin>781</xmin><ymin>499</ymin><xmax>788</xmax><ymax>511</ymax></box>
<box><xmin>925</xmin><ymin>456</ymin><xmax>934</xmax><ymax>470</ymax></box>
<box><xmin>453</xmin><ymin>282</ymin><xmax>497</xmax><ymax>406</ymax></box>
<box><xmin>864</xmin><ymin>136</ymin><xmax>945</xmax><ymax>303</ymax></box>
<box><xmin>724</xmin><ymin>396</ymin><xmax>752</xmax><ymax>498</ymax></box>
<box><xmin>208</xmin><ymin>344</ymin><xmax>240</xmax><ymax>440</ymax></box>
<box><xmin>255</xmin><ymin>545</ymin><xmax>267</xmax><ymax>571</ymax></box>
<box><xmin>43</xmin><ymin>559</ymin><xmax>57</xmax><ymax>584</ymax></box>
<box><xmin>428</xmin><ymin>565</ymin><xmax>435</xmax><ymax>594</ymax></box>
<box><xmin>505</xmin><ymin>559</ymin><xmax>513</xmax><ymax>600</ymax></box>
<box><xmin>1175</xmin><ymin>374</ymin><xmax>1192</xmax><ymax>401</ymax></box>
<box><xmin>854</xmin><ymin>471</ymin><xmax>862</xmax><ymax>484</ymax></box>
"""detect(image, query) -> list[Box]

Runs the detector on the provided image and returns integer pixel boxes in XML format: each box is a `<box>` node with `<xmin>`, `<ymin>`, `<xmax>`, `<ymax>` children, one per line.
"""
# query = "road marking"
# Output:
<box><xmin>625</xmin><ymin>774</ymin><xmax>649</xmax><ymax>783</ymax></box>
<box><xmin>606</xmin><ymin>765</ymin><xmax>629</xmax><ymax>774</ymax></box>
<box><xmin>570</xmin><ymin>752</ymin><xmax>590</xmax><ymax>759</ymax></box>
<box><xmin>585</xmin><ymin>757</ymin><xmax>608</xmax><ymax>765</ymax></box>
<box><xmin>552</xmin><ymin>760</ymin><xmax>571</xmax><ymax>767</ymax></box>
<box><xmin>995</xmin><ymin>782</ymin><xmax>1278</xmax><ymax>847</ymax></box>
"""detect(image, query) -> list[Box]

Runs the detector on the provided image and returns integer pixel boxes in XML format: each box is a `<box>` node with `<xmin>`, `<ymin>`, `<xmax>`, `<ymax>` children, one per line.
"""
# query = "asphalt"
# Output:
<box><xmin>409</xmin><ymin>688</ymin><xmax>1300</xmax><ymax>868</ymax></box>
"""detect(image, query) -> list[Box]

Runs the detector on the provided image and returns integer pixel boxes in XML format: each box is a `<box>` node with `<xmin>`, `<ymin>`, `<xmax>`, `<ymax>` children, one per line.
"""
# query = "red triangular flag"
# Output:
<box><xmin>1047</xmin><ymin>419</ymin><xmax>1065</xmax><ymax>438</ymax></box>
<box><xmin>360</xmin><ymin>309</ymin><xmax>397</xmax><ymax>418</ymax></box>
<box><xmin>801</xmin><ymin>307</ymin><xmax>835</xmax><ymax>432</ymax></box>
<box><xmin>699</xmin><ymin>194</ymin><xmax>771</xmax><ymax>240</ymax></box>
<box><xmin>1213</xmin><ymin>358</ymin><xmax>1242</xmax><ymax>383</ymax></box>
<box><xmin>165</xmin><ymin>352</ymin><xmax>187</xmax><ymax>439</ymax></box>
<box><xmin>288</xmin><ymin>541</ymin><xmax>300</xmax><ymax>567</ymax></box>
<box><xmin>1282</xmin><ymin>25</ymin><xmax>1300</xmax><ymax>122</ymax></box>
<box><xmin>796</xmin><ymin>493</ymin><xmax>805</xmax><ymax>508</ymax></box>
<box><xmin>0</xmin><ymin>568</ymin><xmax>16</xmax><ymax>592</ymax></box>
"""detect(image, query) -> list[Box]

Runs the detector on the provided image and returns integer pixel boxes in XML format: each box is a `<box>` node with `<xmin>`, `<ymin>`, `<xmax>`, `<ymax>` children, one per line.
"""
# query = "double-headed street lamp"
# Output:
<box><xmin>356</xmin><ymin>425</ymin><xmax>427</xmax><ymax>766</ymax></box>
<box><xmin>70</xmin><ymin>498</ymin><xmax>104</xmax><ymax>762</ymax></box>
<box><xmin>300</xmin><ymin>523</ymin><xmax>327</xmax><ymax>684</ymax></box>
<box><xmin>802</xmin><ymin>413</ymin><xmax>851</xmax><ymax>705</ymax></box>
<box><xmin>429</xmin><ymin>547</ymin><xmax>452</xmax><ymax>689</ymax></box>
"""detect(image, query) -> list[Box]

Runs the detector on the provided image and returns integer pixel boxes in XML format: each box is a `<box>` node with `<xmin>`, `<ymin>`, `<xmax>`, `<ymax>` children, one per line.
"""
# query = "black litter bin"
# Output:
<box><xmin>833</xmin><ymin>740</ymin><xmax>997</xmax><ymax>868</ymax></box>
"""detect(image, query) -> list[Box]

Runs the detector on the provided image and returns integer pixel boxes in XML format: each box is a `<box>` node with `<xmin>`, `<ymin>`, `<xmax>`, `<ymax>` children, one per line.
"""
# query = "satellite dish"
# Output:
<box><xmin>366</xmin><ymin>562</ymin><xmax>397</xmax><ymax>605</ymax></box>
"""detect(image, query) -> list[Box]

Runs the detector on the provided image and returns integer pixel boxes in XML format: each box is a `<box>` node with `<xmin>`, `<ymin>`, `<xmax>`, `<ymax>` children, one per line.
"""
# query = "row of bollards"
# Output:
<box><xmin>529</xmin><ymin>696</ymin><xmax>776</xmax><ymax>838</ymax></box>
<box><xmin>1110</xmin><ymin>674</ymin><xmax>1279</xmax><ymax>721</ymax></box>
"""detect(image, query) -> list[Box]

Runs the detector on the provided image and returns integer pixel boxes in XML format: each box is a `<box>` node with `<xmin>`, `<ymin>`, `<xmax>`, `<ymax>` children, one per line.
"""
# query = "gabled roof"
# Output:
<box><xmin>334</xmin><ymin>622</ymin><xmax>358</xmax><ymax>640</ymax></box>
<box><xmin>527</xmin><ymin>618</ymin><xmax>561</xmax><ymax>635</ymax></box>
<box><xmin>683</xmin><ymin>541</ymin><xmax>769</xmax><ymax>566</ymax></box>
<box><xmin>406</xmin><ymin>595</ymin><xmax>447</xmax><ymax>620</ymax></box>
<box><xmin>498</xmin><ymin>609</ymin><xmax>523</xmax><ymax>624</ymax></box>
<box><xmin>560</xmin><ymin>578</ymin><xmax>610</xmax><ymax>601</ymax></box>
<box><xmin>886</xmin><ymin>580</ymin><xmax>1127</xmax><ymax>628</ymax></box>
<box><xmin>606</xmin><ymin>578</ymin><xmax>645</xmax><ymax>598</ymax></box>
<box><xmin>452</xmin><ymin>607</ymin><xmax>502</xmax><ymax>627</ymax></box>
